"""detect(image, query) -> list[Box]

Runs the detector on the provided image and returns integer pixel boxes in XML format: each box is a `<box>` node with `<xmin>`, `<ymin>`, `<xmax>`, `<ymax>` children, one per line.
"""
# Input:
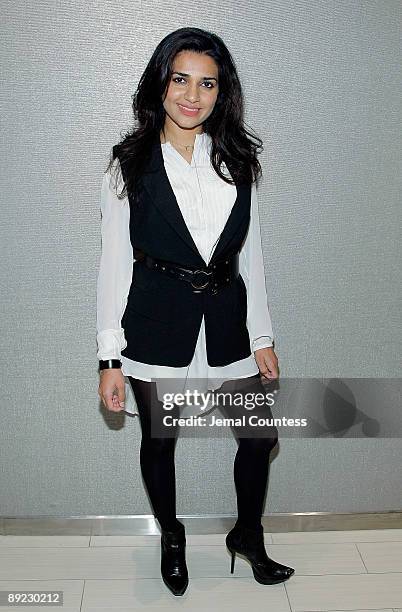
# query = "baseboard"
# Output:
<box><xmin>1</xmin><ymin>511</ymin><xmax>402</xmax><ymax>535</ymax></box>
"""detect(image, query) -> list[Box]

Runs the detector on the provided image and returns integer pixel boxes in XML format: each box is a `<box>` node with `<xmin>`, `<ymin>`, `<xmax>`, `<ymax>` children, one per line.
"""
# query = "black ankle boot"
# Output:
<box><xmin>226</xmin><ymin>522</ymin><xmax>295</xmax><ymax>585</ymax></box>
<box><xmin>160</xmin><ymin>521</ymin><xmax>189</xmax><ymax>596</ymax></box>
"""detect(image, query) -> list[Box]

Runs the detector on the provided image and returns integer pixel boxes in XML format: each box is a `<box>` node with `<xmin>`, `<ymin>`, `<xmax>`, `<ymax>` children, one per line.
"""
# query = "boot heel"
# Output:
<box><xmin>229</xmin><ymin>548</ymin><xmax>236</xmax><ymax>574</ymax></box>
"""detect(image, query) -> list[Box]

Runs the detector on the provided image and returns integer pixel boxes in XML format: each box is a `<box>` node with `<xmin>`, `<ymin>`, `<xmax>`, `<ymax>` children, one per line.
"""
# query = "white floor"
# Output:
<box><xmin>1</xmin><ymin>529</ymin><xmax>402</xmax><ymax>611</ymax></box>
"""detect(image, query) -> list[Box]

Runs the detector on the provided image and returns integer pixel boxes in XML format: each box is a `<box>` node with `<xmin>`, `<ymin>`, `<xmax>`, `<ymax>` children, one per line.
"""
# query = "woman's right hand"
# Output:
<box><xmin>98</xmin><ymin>368</ymin><xmax>126</xmax><ymax>412</ymax></box>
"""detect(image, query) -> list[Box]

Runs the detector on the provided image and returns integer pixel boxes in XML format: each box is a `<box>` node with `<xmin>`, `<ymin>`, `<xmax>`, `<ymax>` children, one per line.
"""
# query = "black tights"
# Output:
<box><xmin>127</xmin><ymin>374</ymin><xmax>279</xmax><ymax>532</ymax></box>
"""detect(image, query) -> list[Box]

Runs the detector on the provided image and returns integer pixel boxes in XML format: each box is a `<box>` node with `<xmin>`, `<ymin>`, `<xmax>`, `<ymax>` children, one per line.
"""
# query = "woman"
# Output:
<box><xmin>97</xmin><ymin>27</ymin><xmax>295</xmax><ymax>596</ymax></box>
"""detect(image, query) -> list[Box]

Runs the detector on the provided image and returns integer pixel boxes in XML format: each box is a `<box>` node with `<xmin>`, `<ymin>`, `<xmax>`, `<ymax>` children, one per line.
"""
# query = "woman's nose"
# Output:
<box><xmin>184</xmin><ymin>86</ymin><xmax>199</xmax><ymax>103</ymax></box>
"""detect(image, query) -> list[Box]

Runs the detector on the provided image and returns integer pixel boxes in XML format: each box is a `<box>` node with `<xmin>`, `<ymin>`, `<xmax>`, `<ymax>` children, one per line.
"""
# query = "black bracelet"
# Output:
<box><xmin>99</xmin><ymin>359</ymin><xmax>122</xmax><ymax>370</ymax></box>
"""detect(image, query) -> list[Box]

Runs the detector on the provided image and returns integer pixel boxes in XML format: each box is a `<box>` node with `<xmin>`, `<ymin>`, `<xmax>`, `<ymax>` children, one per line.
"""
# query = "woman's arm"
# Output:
<box><xmin>96</xmin><ymin>159</ymin><xmax>133</xmax><ymax>360</ymax></box>
<box><xmin>239</xmin><ymin>180</ymin><xmax>274</xmax><ymax>351</ymax></box>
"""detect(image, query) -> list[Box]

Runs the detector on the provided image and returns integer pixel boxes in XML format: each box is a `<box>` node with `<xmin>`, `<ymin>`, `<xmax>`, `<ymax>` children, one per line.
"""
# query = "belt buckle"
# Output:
<box><xmin>191</xmin><ymin>269</ymin><xmax>212</xmax><ymax>291</ymax></box>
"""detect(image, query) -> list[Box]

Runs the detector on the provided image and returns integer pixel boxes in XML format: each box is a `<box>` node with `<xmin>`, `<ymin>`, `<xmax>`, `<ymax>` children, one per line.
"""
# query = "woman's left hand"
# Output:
<box><xmin>254</xmin><ymin>347</ymin><xmax>279</xmax><ymax>381</ymax></box>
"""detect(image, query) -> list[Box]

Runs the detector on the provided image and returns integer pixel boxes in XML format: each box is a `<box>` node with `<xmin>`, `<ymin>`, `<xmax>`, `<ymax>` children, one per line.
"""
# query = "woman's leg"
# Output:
<box><xmin>127</xmin><ymin>376</ymin><xmax>182</xmax><ymax>532</ymax></box>
<box><xmin>233</xmin><ymin>434</ymin><xmax>278</xmax><ymax>530</ymax></box>
<box><xmin>215</xmin><ymin>374</ymin><xmax>279</xmax><ymax>531</ymax></box>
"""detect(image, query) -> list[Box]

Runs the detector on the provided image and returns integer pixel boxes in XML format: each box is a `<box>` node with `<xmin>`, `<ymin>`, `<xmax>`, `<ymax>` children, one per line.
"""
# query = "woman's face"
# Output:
<box><xmin>162</xmin><ymin>50</ymin><xmax>219</xmax><ymax>133</ymax></box>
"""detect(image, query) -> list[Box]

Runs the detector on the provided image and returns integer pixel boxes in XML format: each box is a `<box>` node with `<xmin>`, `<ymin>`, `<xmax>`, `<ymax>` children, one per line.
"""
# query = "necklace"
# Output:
<box><xmin>161</xmin><ymin>132</ymin><xmax>203</xmax><ymax>151</ymax></box>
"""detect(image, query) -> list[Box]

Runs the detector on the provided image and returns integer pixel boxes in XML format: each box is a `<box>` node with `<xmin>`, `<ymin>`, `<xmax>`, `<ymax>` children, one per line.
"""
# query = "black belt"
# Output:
<box><xmin>134</xmin><ymin>249</ymin><xmax>239</xmax><ymax>294</ymax></box>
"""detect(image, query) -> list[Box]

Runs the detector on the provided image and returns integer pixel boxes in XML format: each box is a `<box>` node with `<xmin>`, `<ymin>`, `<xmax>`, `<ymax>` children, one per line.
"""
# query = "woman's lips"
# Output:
<box><xmin>177</xmin><ymin>103</ymin><xmax>200</xmax><ymax>116</ymax></box>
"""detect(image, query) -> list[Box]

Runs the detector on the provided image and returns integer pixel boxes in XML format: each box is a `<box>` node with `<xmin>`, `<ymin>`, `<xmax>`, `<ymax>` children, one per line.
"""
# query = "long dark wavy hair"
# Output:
<box><xmin>107</xmin><ymin>27</ymin><xmax>263</xmax><ymax>203</ymax></box>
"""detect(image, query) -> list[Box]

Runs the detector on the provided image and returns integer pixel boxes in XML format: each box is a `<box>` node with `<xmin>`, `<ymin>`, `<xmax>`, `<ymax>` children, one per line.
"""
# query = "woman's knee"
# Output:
<box><xmin>140</xmin><ymin>434</ymin><xmax>177</xmax><ymax>457</ymax></box>
<box><xmin>238</xmin><ymin>433</ymin><xmax>278</xmax><ymax>456</ymax></box>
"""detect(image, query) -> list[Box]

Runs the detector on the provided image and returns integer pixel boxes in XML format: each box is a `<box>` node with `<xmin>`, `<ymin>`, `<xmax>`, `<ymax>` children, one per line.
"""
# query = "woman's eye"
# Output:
<box><xmin>172</xmin><ymin>77</ymin><xmax>214</xmax><ymax>88</ymax></box>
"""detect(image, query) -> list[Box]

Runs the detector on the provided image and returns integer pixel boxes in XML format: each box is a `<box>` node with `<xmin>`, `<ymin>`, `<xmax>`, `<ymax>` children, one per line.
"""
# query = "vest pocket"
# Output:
<box><xmin>124</xmin><ymin>284</ymin><xmax>172</xmax><ymax>324</ymax></box>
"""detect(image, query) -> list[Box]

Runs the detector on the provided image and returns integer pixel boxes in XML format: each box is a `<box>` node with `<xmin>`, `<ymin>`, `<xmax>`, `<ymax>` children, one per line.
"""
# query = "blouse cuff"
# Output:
<box><xmin>252</xmin><ymin>336</ymin><xmax>273</xmax><ymax>352</ymax></box>
<box><xmin>96</xmin><ymin>328</ymin><xmax>127</xmax><ymax>361</ymax></box>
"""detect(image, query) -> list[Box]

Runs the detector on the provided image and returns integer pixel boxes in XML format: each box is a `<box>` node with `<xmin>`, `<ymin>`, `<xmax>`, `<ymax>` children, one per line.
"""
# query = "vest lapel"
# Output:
<box><xmin>141</xmin><ymin>132</ymin><xmax>250</xmax><ymax>266</ymax></box>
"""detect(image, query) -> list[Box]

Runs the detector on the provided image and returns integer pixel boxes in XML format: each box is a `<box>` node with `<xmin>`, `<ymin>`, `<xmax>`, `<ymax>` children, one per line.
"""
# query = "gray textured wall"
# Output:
<box><xmin>1</xmin><ymin>0</ymin><xmax>401</xmax><ymax>518</ymax></box>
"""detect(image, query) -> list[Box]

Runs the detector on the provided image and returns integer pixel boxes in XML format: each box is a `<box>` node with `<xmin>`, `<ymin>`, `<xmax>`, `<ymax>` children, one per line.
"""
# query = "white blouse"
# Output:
<box><xmin>96</xmin><ymin>132</ymin><xmax>274</xmax><ymax>416</ymax></box>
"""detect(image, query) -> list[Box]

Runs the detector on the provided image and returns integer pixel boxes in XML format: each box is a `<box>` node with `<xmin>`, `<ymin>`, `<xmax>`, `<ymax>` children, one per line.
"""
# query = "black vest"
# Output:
<box><xmin>119</xmin><ymin>134</ymin><xmax>252</xmax><ymax>367</ymax></box>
